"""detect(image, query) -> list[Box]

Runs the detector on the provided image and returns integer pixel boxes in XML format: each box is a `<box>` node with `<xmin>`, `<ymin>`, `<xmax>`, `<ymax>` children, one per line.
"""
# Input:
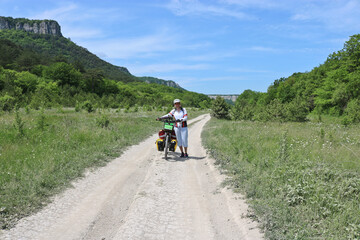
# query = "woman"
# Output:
<box><xmin>157</xmin><ymin>99</ymin><xmax>189</xmax><ymax>158</ymax></box>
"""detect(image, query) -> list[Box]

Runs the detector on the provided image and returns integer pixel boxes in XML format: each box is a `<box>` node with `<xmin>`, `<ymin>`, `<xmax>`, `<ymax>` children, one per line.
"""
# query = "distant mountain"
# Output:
<box><xmin>138</xmin><ymin>77</ymin><xmax>184</xmax><ymax>90</ymax></box>
<box><xmin>208</xmin><ymin>95</ymin><xmax>239</xmax><ymax>102</ymax></box>
<box><xmin>0</xmin><ymin>16</ymin><xmax>184</xmax><ymax>88</ymax></box>
<box><xmin>0</xmin><ymin>16</ymin><xmax>62</xmax><ymax>37</ymax></box>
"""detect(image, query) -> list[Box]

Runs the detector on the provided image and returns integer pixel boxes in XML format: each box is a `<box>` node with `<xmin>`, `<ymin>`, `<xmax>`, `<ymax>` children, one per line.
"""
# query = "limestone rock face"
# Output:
<box><xmin>0</xmin><ymin>16</ymin><xmax>62</xmax><ymax>37</ymax></box>
<box><xmin>0</xmin><ymin>17</ymin><xmax>10</xmax><ymax>29</ymax></box>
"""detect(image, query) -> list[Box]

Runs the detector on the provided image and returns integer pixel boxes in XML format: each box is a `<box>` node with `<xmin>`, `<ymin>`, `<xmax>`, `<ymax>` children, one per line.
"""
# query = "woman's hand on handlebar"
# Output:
<box><xmin>156</xmin><ymin>117</ymin><xmax>160</xmax><ymax>121</ymax></box>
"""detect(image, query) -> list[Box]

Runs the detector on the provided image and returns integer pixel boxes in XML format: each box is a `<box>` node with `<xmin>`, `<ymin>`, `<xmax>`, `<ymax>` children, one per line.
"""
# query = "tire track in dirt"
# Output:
<box><xmin>1</xmin><ymin>114</ymin><xmax>263</xmax><ymax>240</ymax></box>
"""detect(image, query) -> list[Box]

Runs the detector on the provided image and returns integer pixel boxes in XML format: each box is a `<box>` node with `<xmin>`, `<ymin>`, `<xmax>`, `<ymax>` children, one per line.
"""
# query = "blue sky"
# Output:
<box><xmin>1</xmin><ymin>0</ymin><xmax>360</xmax><ymax>94</ymax></box>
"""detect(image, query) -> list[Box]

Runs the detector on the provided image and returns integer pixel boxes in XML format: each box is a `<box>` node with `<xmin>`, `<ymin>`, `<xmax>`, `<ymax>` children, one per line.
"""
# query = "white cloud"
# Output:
<box><xmin>220</xmin><ymin>0</ymin><xmax>360</xmax><ymax>32</ymax></box>
<box><xmin>290</xmin><ymin>0</ymin><xmax>360</xmax><ymax>32</ymax></box>
<box><xmin>184</xmin><ymin>51</ymin><xmax>237</xmax><ymax>61</ymax></box>
<box><xmin>227</xmin><ymin>67</ymin><xmax>270</xmax><ymax>73</ymax></box>
<box><xmin>61</xmin><ymin>27</ymin><xmax>102</xmax><ymax>39</ymax></box>
<box><xmin>31</xmin><ymin>2</ymin><xmax>131</xmax><ymax>22</ymax></box>
<box><xmin>219</xmin><ymin>0</ymin><xmax>280</xmax><ymax>9</ymax></box>
<box><xmin>81</xmin><ymin>33</ymin><xmax>178</xmax><ymax>59</ymax></box>
<box><xmin>127</xmin><ymin>63</ymin><xmax>209</xmax><ymax>75</ymax></box>
<box><xmin>166</xmin><ymin>0</ymin><xmax>254</xmax><ymax>20</ymax></box>
<box><xmin>248</xmin><ymin>46</ymin><xmax>278</xmax><ymax>52</ymax></box>
<box><xmin>78</xmin><ymin>27</ymin><xmax>212</xmax><ymax>60</ymax></box>
<box><xmin>32</xmin><ymin>3</ymin><xmax>78</xmax><ymax>21</ymax></box>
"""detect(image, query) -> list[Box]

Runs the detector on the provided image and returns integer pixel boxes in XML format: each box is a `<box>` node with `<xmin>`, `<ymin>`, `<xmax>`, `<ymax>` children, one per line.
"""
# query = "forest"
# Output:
<box><xmin>0</xmin><ymin>33</ymin><xmax>211</xmax><ymax>111</ymax></box>
<box><xmin>217</xmin><ymin>34</ymin><xmax>360</xmax><ymax>124</ymax></box>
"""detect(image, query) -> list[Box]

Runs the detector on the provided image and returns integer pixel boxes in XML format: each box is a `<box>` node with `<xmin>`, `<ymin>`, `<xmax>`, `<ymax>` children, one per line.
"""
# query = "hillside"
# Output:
<box><xmin>0</xmin><ymin>26</ymin><xmax>135</xmax><ymax>83</ymax></box>
<box><xmin>0</xmin><ymin>16</ymin><xmax>184</xmax><ymax>88</ymax></box>
<box><xmin>231</xmin><ymin>34</ymin><xmax>360</xmax><ymax>123</ymax></box>
<box><xmin>138</xmin><ymin>76</ymin><xmax>184</xmax><ymax>90</ymax></box>
<box><xmin>0</xmin><ymin>18</ymin><xmax>211</xmax><ymax>110</ymax></box>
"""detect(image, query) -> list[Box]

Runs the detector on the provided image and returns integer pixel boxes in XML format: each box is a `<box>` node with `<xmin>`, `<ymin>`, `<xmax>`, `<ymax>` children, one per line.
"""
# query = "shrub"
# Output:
<box><xmin>211</xmin><ymin>97</ymin><xmax>230</xmax><ymax>119</ymax></box>
<box><xmin>230</xmin><ymin>101</ymin><xmax>255</xmax><ymax>121</ymax></box>
<box><xmin>36</xmin><ymin>108</ymin><xmax>46</xmax><ymax>130</ymax></box>
<box><xmin>345</xmin><ymin>98</ymin><xmax>360</xmax><ymax>123</ymax></box>
<box><xmin>0</xmin><ymin>93</ymin><xmax>15</xmax><ymax>111</ymax></box>
<box><xmin>96</xmin><ymin>114</ymin><xmax>110</xmax><ymax>128</ymax></box>
<box><xmin>145</xmin><ymin>105</ymin><xmax>153</xmax><ymax>111</ymax></box>
<box><xmin>75</xmin><ymin>101</ymin><xmax>81</xmax><ymax>112</ymax></box>
<box><xmin>132</xmin><ymin>105</ymin><xmax>139</xmax><ymax>112</ymax></box>
<box><xmin>25</xmin><ymin>105</ymin><xmax>30</xmax><ymax>114</ymax></box>
<box><xmin>267</xmin><ymin>99</ymin><xmax>285</xmax><ymax>121</ymax></box>
<box><xmin>82</xmin><ymin>100</ymin><xmax>94</xmax><ymax>113</ymax></box>
<box><xmin>284</xmin><ymin>97</ymin><xmax>309</xmax><ymax>122</ymax></box>
<box><xmin>14</xmin><ymin>108</ymin><xmax>25</xmax><ymax>136</ymax></box>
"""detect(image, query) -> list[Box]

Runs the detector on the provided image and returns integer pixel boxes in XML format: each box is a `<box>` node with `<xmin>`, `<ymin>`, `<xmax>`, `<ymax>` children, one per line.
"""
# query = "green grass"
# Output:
<box><xmin>0</xmin><ymin>107</ymin><xmax>208</xmax><ymax>229</ymax></box>
<box><xmin>202</xmin><ymin>118</ymin><xmax>360</xmax><ymax>240</ymax></box>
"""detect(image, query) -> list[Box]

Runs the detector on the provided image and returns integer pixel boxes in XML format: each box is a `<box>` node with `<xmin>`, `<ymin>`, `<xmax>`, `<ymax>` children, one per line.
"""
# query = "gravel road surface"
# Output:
<box><xmin>1</xmin><ymin>114</ymin><xmax>263</xmax><ymax>240</ymax></box>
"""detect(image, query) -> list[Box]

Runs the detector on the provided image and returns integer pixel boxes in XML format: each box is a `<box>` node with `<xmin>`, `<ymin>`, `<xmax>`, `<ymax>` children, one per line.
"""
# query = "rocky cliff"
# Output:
<box><xmin>208</xmin><ymin>95</ymin><xmax>239</xmax><ymax>102</ymax></box>
<box><xmin>0</xmin><ymin>16</ymin><xmax>62</xmax><ymax>37</ymax></box>
<box><xmin>138</xmin><ymin>77</ymin><xmax>184</xmax><ymax>90</ymax></box>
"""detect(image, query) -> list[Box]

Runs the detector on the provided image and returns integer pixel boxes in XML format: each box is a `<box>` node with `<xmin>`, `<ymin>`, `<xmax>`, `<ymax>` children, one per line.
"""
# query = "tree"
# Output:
<box><xmin>0</xmin><ymin>93</ymin><xmax>15</xmax><ymax>111</ymax></box>
<box><xmin>43</xmin><ymin>62</ymin><xmax>81</xmax><ymax>86</ymax></box>
<box><xmin>211</xmin><ymin>97</ymin><xmax>230</xmax><ymax>119</ymax></box>
<box><xmin>345</xmin><ymin>98</ymin><xmax>360</xmax><ymax>123</ymax></box>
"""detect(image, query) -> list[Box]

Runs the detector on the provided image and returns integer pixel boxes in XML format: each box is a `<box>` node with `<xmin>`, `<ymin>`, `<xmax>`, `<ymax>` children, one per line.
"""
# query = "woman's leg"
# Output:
<box><xmin>182</xmin><ymin>128</ymin><xmax>188</xmax><ymax>154</ymax></box>
<box><xmin>174</xmin><ymin>127</ymin><xmax>184</xmax><ymax>153</ymax></box>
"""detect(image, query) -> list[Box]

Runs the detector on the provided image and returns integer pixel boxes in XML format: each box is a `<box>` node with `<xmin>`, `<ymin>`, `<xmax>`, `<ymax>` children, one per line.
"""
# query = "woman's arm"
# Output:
<box><xmin>179</xmin><ymin>108</ymin><xmax>188</xmax><ymax>122</ymax></box>
<box><xmin>159</xmin><ymin>109</ymin><xmax>175</xmax><ymax>119</ymax></box>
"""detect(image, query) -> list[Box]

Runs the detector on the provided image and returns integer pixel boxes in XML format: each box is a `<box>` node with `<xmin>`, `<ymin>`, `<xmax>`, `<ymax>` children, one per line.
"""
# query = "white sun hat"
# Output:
<box><xmin>173</xmin><ymin>99</ymin><xmax>181</xmax><ymax>104</ymax></box>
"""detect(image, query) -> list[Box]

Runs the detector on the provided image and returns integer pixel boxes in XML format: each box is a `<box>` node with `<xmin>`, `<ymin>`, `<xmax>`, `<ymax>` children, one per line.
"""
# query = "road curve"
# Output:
<box><xmin>1</xmin><ymin>114</ymin><xmax>263</xmax><ymax>240</ymax></box>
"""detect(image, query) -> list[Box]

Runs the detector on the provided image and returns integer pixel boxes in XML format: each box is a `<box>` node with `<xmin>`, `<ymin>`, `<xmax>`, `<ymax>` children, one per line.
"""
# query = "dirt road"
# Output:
<box><xmin>1</xmin><ymin>114</ymin><xmax>263</xmax><ymax>240</ymax></box>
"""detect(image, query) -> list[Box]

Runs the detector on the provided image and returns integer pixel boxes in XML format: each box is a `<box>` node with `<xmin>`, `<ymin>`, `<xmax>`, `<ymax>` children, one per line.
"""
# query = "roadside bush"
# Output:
<box><xmin>284</xmin><ymin>97</ymin><xmax>309</xmax><ymax>122</ymax></box>
<box><xmin>0</xmin><ymin>93</ymin><xmax>15</xmax><ymax>111</ymax></box>
<box><xmin>345</xmin><ymin>98</ymin><xmax>360</xmax><ymax>123</ymax></box>
<box><xmin>267</xmin><ymin>99</ymin><xmax>286</xmax><ymax>121</ymax></box>
<box><xmin>29</xmin><ymin>93</ymin><xmax>44</xmax><ymax>110</ymax></box>
<box><xmin>132</xmin><ymin>105</ymin><xmax>139</xmax><ymax>112</ymax></box>
<box><xmin>75</xmin><ymin>101</ymin><xmax>81</xmax><ymax>112</ymax></box>
<box><xmin>230</xmin><ymin>102</ymin><xmax>254</xmax><ymax>121</ymax></box>
<box><xmin>251</xmin><ymin>105</ymin><xmax>268</xmax><ymax>122</ymax></box>
<box><xmin>211</xmin><ymin>96</ymin><xmax>230</xmax><ymax>119</ymax></box>
<box><xmin>36</xmin><ymin>108</ymin><xmax>47</xmax><ymax>130</ymax></box>
<box><xmin>82</xmin><ymin>100</ymin><xmax>94</xmax><ymax>113</ymax></box>
<box><xmin>96</xmin><ymin>114</ymin><xmax>110</xmax><ymax>128</ymax></box>
<box><xmin>144</xmin><ymin>105</ymin><xmax>153</xmax><ymax>111</ymax></box>
<box><xmin>14</xmin><ymin>108</ymin><xmax>25</xmax><ymax>136</ymax></box>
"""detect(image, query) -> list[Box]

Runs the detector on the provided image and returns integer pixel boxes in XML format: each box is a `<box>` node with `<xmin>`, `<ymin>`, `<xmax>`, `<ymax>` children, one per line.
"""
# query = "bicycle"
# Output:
<box><xmin>156</xmin><ymin>118</ymin><xmax>178</xmax><ymax>160</ymax></box>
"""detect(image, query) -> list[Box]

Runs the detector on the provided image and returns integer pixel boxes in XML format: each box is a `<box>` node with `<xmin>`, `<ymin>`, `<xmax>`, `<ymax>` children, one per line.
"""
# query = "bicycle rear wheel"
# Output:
<box><xmin>164</xmin><ymin>135</ymin><xmax>169</xmax><ymax>159</ymax></box>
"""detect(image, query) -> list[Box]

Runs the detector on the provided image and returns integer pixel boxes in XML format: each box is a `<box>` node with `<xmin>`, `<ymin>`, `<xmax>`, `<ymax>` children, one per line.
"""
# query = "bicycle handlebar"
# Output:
<box><xmin>157</xmin><ymin>117</ymin><xmax>177</xmax><ymax>123</ymax></box>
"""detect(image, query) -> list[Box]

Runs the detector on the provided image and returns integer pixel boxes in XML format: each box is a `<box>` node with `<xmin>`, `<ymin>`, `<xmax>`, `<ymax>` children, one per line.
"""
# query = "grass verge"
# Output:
<box><xmin>202</xmin><ymin>117</ymin><xmax>360</xmax><ymax>240</ymax></box>
<box><xmin>0</xmin><ymin>107</ymin><xmax>208</xmax><ymax>229</ymax></box>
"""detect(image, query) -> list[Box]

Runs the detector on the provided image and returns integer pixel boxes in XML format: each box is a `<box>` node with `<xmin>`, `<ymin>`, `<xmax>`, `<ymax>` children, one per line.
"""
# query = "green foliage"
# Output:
<box><xmin>82</xmin><ymin>100</ymin><xmax>94</xmax><ymax>113</ymax></box>
<box><xmin>203</xmin><ymin>118</ymin><xmax>360</xmax><ymax>239</ymax></box>
<box><xmin>0</xmin><ymin>29</ymin><xmax>134</xmax><ymax>82</ymax></box>
<box><xmin>43</xmin><ymin>62</ymin><xmax>81</xmax><ymax>86</ymax></box>
<box><xmin>36</xmin><ymin>108</ymin><xmax>46</xmax><ymax>130</ymax></box>
<box><xmin>0</xmin><ymin>93</ymin><xmax>15</xmax><ymax>111</ymax></box>
<box><xmin>96</xmin><ymin>114</ymin><xmax>110</xmax><ymax>128</ymax></box>
<box><xmin>14</xmin><ymin>108</ymin><xmax>25</xmax><ymax>136</ymax></box>
<box><xmin>0</xmin><ymin>109</ymin><xmax>174</xmax><ymax>229</ymax></box>
<box><xmin>344</xmin><ymin>98</ymin><xmax>360</xmax><ymax>123</ymax></box>
<box><xmin>0</xmin><ymin>35</ymin><xmax>211</xmax><ymax>110</ymax></box>
<box><xmin>75</xmin><ymin>101</ymin><xmax>81</xmax><ymax>112</ymax></box>
<box><xmin>283</xmin><ymin>97</ymin><xmax>309</xmax><ymax>122</ymax></box>
<box><xmin>211</xmin><ymin>96</ymin><xmax>230</xmax><ymax>119</ymax></box>
<box><xmin>228</xmin><ymin>34</ymin><xmax>360</xmax><ymax>123</ymax></box>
